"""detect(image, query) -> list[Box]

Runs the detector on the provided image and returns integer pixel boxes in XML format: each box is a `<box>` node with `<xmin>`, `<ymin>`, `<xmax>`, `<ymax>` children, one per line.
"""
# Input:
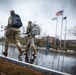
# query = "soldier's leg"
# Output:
<box><xmin>31</xmin><ymin>37</ymin><xmax>37</xmax><ymax>57</ymax></box>
<box><xmin>24</xmin><ymin>36</ymin><xmax>32</xmax><ymax>60</ymax></box>
<box><xmin>26</xmin><ymin>39</ymin><xmax>30</xmax><ymax>53</ymax></box>
<box><xmin>14</xmin><ymin>31</ymin><xmax>24</xmax><ymax>61</ymax></box>
<box><xmin>3</xmin><ymin>38</ymin><xmax>9</xmax><ymax>57</ymax></box>
<box><xmin>31</xmin><ymin>45</ymin><xmax>36</xmax><ymax>57</ymax></box>
<box><xmin>24</xmin><ymin>35</ymin><xmax>31</xmax><ymax>54</ymax></box>
<box><xmin>24</xmin><ymin>45</ymin><xmax>29</xmax><ymax>61</ymax></box>
<box><xmin>33</xmin><ymin>46</ymin><xmax>36</xmax><ymax>55</ymax></box>
<box><xmin>15</xmin><ymin>40</ymin><xmax>24</xmax><ymax>61</ymax></box>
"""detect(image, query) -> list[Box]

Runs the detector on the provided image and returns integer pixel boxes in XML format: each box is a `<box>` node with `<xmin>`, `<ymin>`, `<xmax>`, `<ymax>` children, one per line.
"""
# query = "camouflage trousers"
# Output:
<box><xmin>5</xmin><ymin>28</ymin><xmax>22</xmax><ymax>52</ymax></box>
<box><xmin>26</xmin><ymin>35</ymin><xmax>36</xmax><ymax>55</ymax></box>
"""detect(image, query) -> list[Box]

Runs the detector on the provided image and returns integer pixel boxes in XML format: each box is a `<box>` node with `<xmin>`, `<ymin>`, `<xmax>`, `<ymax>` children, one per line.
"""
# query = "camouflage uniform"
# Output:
<box><xmin>3</xmin><ymin>10</ymin><xmax>23</xmax><ymax>61</ymax></box>
<box><xmin>5</xmin><ymin>27</ymin><xmax>22</xmax><ymax>53</ymax></box>
<box><xmin>26</xmin><ymin>21</ymin><xmax>36</xmax><ymax>56</ymax></box>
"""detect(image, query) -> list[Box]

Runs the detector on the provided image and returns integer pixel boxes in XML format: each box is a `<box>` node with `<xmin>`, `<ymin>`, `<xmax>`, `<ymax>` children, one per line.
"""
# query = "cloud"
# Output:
<box><xmin>0</xmin><ymin>0</ymin><xmax>11</xmax><ymax>5</ymax></box>
<box><xmin>69</xmin><ymin>0</ymin><xmax>76</xmax><ymax>14</ymax></box>
<box><xmin>0</xmin><ymin>0</ymin><xmax>13</xmax><ymax>11</ymax></box>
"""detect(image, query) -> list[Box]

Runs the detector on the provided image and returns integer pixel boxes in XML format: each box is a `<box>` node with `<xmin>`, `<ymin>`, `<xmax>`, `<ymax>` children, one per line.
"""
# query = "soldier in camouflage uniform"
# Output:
<box><xmin>3</xmin><ymin>10</ymin><xmax>24</xmax><ymax>61</ymax></box>
<box><xmin>25</xmin><ymin>21</ymin><xmax>36</xmax><ymax>57</ymax></box>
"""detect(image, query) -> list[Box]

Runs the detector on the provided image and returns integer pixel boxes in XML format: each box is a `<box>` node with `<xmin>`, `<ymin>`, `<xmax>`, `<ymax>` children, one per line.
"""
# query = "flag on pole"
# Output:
<box><xmin>63</xmin><ymin>16</ymin><xmax>66</xmax><ymax>19</ymax></box>
<box><xmin>56</xmin><ymin>10</ymin><xmax>63</xmax><ymax>16</ymax></box>
<box><xmin>52</xmin><ymin>17</ymin><xmax>57</xmax><ymax>20</ymax></box>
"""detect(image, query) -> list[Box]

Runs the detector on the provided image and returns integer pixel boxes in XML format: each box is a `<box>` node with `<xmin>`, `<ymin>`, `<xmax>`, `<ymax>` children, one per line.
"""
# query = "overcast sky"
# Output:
<box><xmin>0</xmin><ymin>0</ymin><xmax>76</xmax><ymax>40</ymax></box>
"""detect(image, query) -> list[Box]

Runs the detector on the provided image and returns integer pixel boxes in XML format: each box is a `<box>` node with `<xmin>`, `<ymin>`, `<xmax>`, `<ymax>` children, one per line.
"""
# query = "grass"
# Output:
<box><xmin>0</xmin><ymin>58</ymin><xmax>45</xmax><ymax>75</ymax></box>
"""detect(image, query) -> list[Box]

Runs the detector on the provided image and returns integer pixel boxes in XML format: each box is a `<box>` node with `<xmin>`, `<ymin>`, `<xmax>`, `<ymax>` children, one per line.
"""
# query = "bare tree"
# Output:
<box><xmin>69</xmin><ymin>26</ymin><xmax>76</xmax><ymax>36</ymax></box>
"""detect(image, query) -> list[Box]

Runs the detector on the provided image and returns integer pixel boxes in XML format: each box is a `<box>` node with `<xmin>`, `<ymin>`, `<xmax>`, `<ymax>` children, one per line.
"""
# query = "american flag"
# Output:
<box><xmin>56</xmin><ymin>10</ymin><xmax>63</xmax><ymax>16</ymax></box>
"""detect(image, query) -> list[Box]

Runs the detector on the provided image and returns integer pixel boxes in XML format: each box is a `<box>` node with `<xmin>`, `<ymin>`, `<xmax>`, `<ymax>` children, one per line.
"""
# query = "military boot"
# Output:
<box><xmin>18</xmin><ymin>50</ymin><xmax>24</xmax><ymax>61</ymax></box>
<box><xmin>3</xmin><ymin>51</ymin><xmax>8</xmax><ymax>57</ymax></box>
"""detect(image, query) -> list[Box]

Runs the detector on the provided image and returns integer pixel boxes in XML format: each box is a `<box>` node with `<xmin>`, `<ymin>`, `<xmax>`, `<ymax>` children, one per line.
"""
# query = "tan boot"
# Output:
<box><xmin>18</xmin><ymin>50</ymin><xmax>24</xmax><ymax>61</ymax></box>
<box><xmin>3</xmin><ymin>51</ymin><xmax>8</xmax><ymax>57</ymax></box>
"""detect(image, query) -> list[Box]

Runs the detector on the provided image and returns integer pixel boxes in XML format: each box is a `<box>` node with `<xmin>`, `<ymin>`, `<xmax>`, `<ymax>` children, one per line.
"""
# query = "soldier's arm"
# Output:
<box><xmin>8</xmin><ymin>16</ymin><xmax>12</xmax><ymax>25</ymax></box>
<box><xmin>7</xmin><ymin>16</ymin><xmax>13</xmax><ymax>28</ymax></box>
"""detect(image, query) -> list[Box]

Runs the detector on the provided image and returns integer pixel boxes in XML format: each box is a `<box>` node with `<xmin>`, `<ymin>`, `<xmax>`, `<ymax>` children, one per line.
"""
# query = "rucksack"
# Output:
<box><xmin>11</xmin><ymin>14</ymin><xmax>22</xmax><ymax>28</ymax></box>
<box><xmin>31</xmin><ymin>24</ymin><xmax>41</xmax><ymax>35</ymax></box>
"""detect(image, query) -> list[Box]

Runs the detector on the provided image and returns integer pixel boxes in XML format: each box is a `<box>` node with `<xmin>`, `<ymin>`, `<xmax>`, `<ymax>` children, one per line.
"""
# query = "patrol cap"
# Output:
<box><xmin>10</xmin><ymin>10</ymin><xmax>15</xmax><ymax>14</ymax></box>
<box><xmin>28</xmin><ymin>21</ymin><xmax>32</xmax><ymax>24</ymax></box>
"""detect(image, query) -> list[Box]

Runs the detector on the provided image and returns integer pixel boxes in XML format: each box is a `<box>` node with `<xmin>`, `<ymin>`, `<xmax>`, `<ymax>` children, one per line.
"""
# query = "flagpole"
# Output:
<box><xmin>54</xmin><ymin>16</ymin><xmax>58</xmax><ymax>49</ymax></box>
<box><xmin>64</xmin><ymin>16</ymin><xmax>67</xmax><ymax>50</ymax></box>
<box><xmin>59</xmin><ymin>13</ymin><xmax>63</xmax><ymax>49</ymax></box>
